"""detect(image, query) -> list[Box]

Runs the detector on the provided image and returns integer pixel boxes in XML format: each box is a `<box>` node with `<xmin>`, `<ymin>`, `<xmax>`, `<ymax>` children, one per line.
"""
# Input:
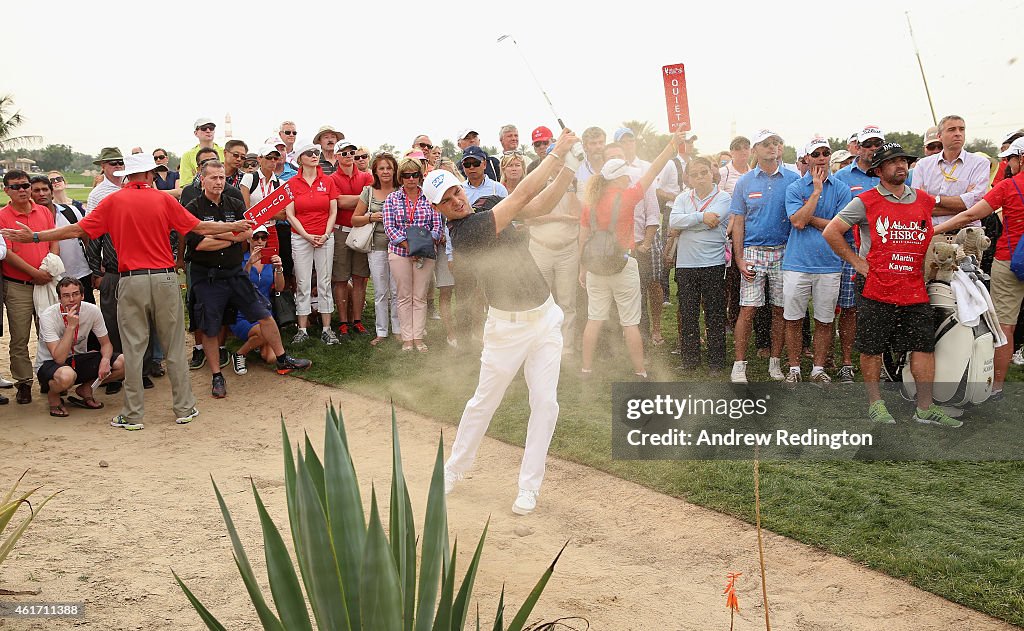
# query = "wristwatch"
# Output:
<box><xmin>934</xmin><ymin>194</ymin><xmax>941</xmax><ymax>206</ymax></box>
<box><xmin>32</xmin><ymin>232</ymin><xmax>40</xmax><ymax>243</ymax></box>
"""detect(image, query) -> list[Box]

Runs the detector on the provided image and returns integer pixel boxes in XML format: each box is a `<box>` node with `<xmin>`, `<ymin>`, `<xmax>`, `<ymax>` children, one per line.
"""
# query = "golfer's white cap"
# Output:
<box><xmin>998</xmin><ymin>137</ymin><xmax>1024</xmax><ymax>158</ymax></box>
<box><xmin>600</xmin><ymin>158</ymin><xmax>630</xmax><ymax>181</ymax></box>
<box><xmin>423</xmin><ymin>170</ymin><xmax>462</xmax><ymax>204</ymax></box>
<box><xmin>804</xmin><ymin>138</ymin><xmax>829</xmax><ymax>155</ymax></box>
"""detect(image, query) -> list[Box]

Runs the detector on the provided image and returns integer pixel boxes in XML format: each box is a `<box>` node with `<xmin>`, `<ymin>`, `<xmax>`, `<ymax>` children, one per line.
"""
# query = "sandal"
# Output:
<box><xmin>651</xmin><ymin>336</ymin><xmax>666</xmax><ymax>347</ymax></box>
<box><xmin>67</xmin><ymin>396</ymin><xmax>104</xmax><ymax>410</ymax></box>
<box><xmin>370</xmin><ymin>336</ymin><xmax>386</xmax><ymax>347</ymax></box>
<box><xmin>415</xmin><ymin>342</ymin><xmax>429</xmax><ymax>353</ymax></box>
<box><xmin>402</xmin><ymin>343</ymin><xmax>415</xmax><ymax>352</ymax></box>
<box><xmin>49</xmin><ymin>404</ymin><xmax>69</xmax><ymax>418</ymax></box>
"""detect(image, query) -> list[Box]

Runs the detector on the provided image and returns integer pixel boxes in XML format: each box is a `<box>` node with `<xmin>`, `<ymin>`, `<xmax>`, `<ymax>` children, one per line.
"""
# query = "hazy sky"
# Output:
<box><xmin>6</xmin><ymin>0</ymin><xmax>1023</xmax><ymax>159</ymax></box>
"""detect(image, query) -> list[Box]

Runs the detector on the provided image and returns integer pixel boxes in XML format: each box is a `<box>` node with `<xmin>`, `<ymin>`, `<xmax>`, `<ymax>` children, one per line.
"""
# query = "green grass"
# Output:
<box><xmin>264</xmin><ymin>291</ymin><xmax>1024</xmax><ymax>626</ymax></box>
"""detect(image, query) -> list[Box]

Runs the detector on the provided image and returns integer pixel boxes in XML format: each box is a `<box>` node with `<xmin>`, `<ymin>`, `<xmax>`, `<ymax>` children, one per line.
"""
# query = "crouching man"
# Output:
<box><xmin>38</xmin><ymin>277</ymin><xmax>125</xmax><ymax>417</ymax></box>
<box><xmin>823</xmin><ymin>143</ymin><xmax>960</xmax><ymax>427</ymax></box>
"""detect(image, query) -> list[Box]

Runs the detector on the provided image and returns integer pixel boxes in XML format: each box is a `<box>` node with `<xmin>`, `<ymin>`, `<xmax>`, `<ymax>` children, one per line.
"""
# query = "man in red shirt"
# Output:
<box><xmin>329</xmin><ymin>139</ymin><xmax>374</xmax><ymax>338</ymax></box>
<box><xmin>934</xmin><ymin>136</ymin><xmax>1024</xmax><ymax>399</ymax></box>
<box><xmin>824</xmin><ymin>143</ymin><xmax>960</xmax><ymax>427</ymax></box>
<box><xmin>2</xmin><ymin>154</ymin><xmax>252</xmax><ymax>430</ymax></box>
<box><xmin>0</xmin><ymin>170</ymin><xmax>59</xmax><ymax>404</ymax></box>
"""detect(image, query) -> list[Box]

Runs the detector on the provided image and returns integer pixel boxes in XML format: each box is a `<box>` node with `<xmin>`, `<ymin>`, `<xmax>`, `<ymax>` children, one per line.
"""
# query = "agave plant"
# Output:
<box><xmin>1</xmin><ymin>470</ymin><xmax>61</xmax><ymax>570</ymax></box>
<box><xmin>174</xmin><ymin>405</ymin><xmax>566</xmax><ymax>630</ymax></box>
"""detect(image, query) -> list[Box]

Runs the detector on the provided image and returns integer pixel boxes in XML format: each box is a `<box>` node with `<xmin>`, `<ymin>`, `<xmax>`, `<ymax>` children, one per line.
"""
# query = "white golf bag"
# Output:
<box><xmin>894</xmin><ymin>276</ymin><xmax>995</xmax><ymax>408</ymax></box>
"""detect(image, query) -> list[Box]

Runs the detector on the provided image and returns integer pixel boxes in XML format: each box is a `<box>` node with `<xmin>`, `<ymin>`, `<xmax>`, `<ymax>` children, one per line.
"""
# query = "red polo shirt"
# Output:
<box><xmin>286</xmin><ymin>170</ymin><xmax>340</xmax><ymax>236</ymax></box>
<box><xmin>0</xmin><ymin>203</ymin><xmax>56</xmax><ymax>281</ymax></box>
<box><xmin>580</xmin><ymin>183</ymin><xmax>645</xmax><ymax>251</ymax></box>
<box><xmin>984</xmin><ymin>172</ymin><xmax>1024</xmax><ymax>261</ymax></box>
<box><xmin>330</xmin><ymin>166</ymin><xmax>373</xmax><ymax>228</ymax></box>
<box><xmin>78</xmin><ymin>184</ymin><xmax>200</xmax><ymax>272</ymax></box>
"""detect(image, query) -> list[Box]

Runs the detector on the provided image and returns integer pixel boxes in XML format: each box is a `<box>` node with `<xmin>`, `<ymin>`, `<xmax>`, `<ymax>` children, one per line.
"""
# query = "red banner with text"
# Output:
<box><xmin>662</xmin><ymin>64</ymin><xmax>690</xmax><ymax>132</ymax></box>
<box><xmin>244</xmin><ymin>184</ymin><xmax>293</xmax><ymax>226</ymax></box>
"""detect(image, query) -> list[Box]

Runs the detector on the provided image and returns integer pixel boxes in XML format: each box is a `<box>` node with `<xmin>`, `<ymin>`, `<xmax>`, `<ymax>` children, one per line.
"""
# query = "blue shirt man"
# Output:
<box><xmin>461</xmin><ymin>145</ymin><xmax>509</xmax><ymax>205</ymax></box>
<box><xmin>783</xmin><ymin>170</ymin><xmax>852</xmax><ymax>273</ymax></box>
<box><xmin>730</xmin><ymin>165</ymin><xmax>800</xmax><ymax>246</ymax></box>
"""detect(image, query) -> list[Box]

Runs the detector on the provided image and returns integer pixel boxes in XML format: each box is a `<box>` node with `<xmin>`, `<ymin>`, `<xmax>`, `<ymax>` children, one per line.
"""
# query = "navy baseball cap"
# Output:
<box><xmin>460</xmin><ymin>146</ymin><xmax>488</xmax><ymax>163</ymax></box>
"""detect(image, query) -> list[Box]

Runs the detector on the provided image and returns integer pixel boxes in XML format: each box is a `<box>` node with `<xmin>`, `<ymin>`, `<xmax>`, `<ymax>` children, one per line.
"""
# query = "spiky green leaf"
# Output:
<box><xmin>505</xmin><ymin>542</ymin><xmax>569</xmax><ymax>631</ymax></box>
<box><xmin>173</xmin><ymin>570</ymin><xmax>228</xmax><ymax>631</ymax></box>
<box><xmin>324</xmin><ymin>411</ymin><xmax>366</xmax><ymax>629</ymax></box>
<box><xmin>360</xmin><ymin>487</ymin><xmax>403</xmax><ymax>631</ymax></box>
<box><xmin>252</xmin><ymin>481</ymin><xmax>314</xmax><ymax>631</ymax></box>
<box><xmin>451</xmin><ymin>519</ymin><xmax>490</xmax><ymax>630</ymax></box>
<box><xmin>389</xmin><ymin>404</ymin><xmax>417</xmax><ymax>631</ymax></box>
<box><xmin>414</xmin><ymin>435</ymin><xmax>450</xmax><ymax>631</ymax></box>
<box><xmin>431</xmin><ymin>539</ymin><xmax>457</xmax><ymax>631</ymax></box>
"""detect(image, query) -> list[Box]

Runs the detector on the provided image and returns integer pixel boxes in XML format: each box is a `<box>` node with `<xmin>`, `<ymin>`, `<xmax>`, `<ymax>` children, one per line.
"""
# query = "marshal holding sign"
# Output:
<box><xmin>244</xmin><ymin>183</ymin><xmax>294</xmax><ymax>226</ymax></box>
<box><xmin>662</xmin><ymin>63</ymin><xmax>690</xmax><ymax>132</ymax></box>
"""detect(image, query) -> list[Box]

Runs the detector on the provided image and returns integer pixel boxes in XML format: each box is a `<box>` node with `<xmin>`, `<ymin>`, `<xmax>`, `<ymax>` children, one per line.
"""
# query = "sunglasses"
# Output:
<box><xmin>49</xmin><ymin>176</ymin><xmax>65</xmax><ymax>184</ymax></box>
<box><xmin>252</xmin><ymin>234</ymin><xmax>269</xmax><ymax>241</ymax></box>
<box><xmin>400</xmin><ymin>172</ymin><xmax>422</xmax><ymax>179</ymax></box>
<box><xmin>153</xmin><ymin>154</ymin><xmax>168</xmax><ymax>160</ymax></box>
<box><xmin>197</xmin><ymin>125</ymin><xmax>216</xmax><ymax>132</ymax></box>
<box><xmin>105</xmin><ymin>160</ymin><xmax>125</xmax><ymax>167</ymax></box>
<box><xmin>503</xmin><ymin>150</ymin><xmax>524</xmax><ymax>157</ymax></box>
<box><xmin>418</xmin><ymin>143</ymin><xmax>434</xmax><ymax>150</ymax></box>
<box><xmin>860</xmin><ymin>139</ymin><xmax>882</xmax><ymax>149</ymax></box>
<box><xmin>809</xmin><ymin>149</ymin><xmax>832</xmax><ymax>158</ymax></box>
<box><xmin>354</xmin><ymin>154</ymin><xmax>369</xmax><ymax>160</ymax></box>
<box><xmin>5</xmin><ymin>182</ymin><xmax>31</xmax><ymax>190</ymax></box>
<box><xmin>301</xmin><ymin>150</ymin><xmax>321</xmax><ymax>159</ymax></box>
<box><xmin>338</xmin><ymin>150</ymin><xmax>356</xmax><ymax>157</ymax></box>
<box><xmin>243</xmin><ymin>161</ymin><xmax>259</xmax><ymax>168</ymax></box>
<box><xmin>462</xmin><ymin>159</ymin><xmax>482</xmax><ymax>168</ymax></box>
<box><xmin>262</xmin><ymin>153</ymin><xmax>281</xmax><ymax>160</ymax></box>
<box><xmin>228</xmin><ymin>152</ymin><xmax>246</xmax><ymax>160</ymax></box>
<box><xmin>926</xmin><ymin>143</ymin><xmax>942</xmax><ymax>151</ymax></box>
<box><xmin>281</xmin><ymin>130</ymin><xmax>297</xmax><ymax>136</ymax></box>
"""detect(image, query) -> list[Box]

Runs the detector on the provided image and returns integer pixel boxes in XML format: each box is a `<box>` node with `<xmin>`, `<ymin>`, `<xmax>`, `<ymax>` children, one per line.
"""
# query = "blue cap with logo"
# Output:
<box><xmin>460</xmin><ymin>146</ymin><xmax>488</xmax><ymax>163</ymax></box>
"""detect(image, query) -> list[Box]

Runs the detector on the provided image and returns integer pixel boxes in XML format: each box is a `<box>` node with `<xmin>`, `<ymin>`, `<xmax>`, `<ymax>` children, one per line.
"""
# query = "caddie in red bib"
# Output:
<box><xmin>823</xmin><ymin>142</ymin><xmax>961</xmax><ymax>427</ymax></box>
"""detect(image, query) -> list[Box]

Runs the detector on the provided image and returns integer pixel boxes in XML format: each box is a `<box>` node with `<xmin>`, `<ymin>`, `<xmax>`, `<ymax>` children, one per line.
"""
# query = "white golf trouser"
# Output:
<box><xmin>368</xmin><ymin>250</ymin><xmax>400</xmax><ymax>337</ymax></box>
<box><xmin>446</xmin><ymin>296</ymin><xmax>564</xmax><ymax>492</ymax></box>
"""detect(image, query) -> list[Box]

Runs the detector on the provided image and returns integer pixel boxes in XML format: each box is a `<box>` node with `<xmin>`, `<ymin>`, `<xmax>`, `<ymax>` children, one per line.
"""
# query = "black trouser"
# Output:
<box><xmin>677</xmin><ymin>265</ymin><xmax>727</xmax><ymax>370</ymax></box>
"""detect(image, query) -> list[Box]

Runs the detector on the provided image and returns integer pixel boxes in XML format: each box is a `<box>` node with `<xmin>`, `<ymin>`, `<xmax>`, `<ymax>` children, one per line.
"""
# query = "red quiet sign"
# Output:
<box><xmin>662</xmin><ymin>63</ymin><xmax>691</xmax><ymax>132</ymax></box>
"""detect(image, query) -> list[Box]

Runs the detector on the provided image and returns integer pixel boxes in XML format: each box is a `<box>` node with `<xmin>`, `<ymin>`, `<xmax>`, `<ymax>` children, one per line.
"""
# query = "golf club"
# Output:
<box><xmin>497</xmin><ymin>34</ymin><xmax>585</xmax><ymax>161</ymax></box>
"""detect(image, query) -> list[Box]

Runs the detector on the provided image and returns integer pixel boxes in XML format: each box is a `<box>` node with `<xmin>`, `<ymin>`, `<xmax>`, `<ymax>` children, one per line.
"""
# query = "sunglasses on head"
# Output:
<box><xmin>354</xmin><ymin>154</ymin><xmax>369</xmax><ymax>160</ymax></box>
<box><xmin>5</xmin><ymin>182</ymin><xmax>31</xmax><ymax>190</ymax></box>
<box><xmin>860</xmin><ymin>139</ymin><xmax>882</xmax><ymax>149</ymax></box>
<box><xmin>197</xmin><ymin>125</ymin><xmax>215</xmax><ymax>132</ymax></box>
<box><xmin>281</xmin><ymin>130</ymin><xmax>297</xmax><ymax>136</ymax></box>
<box><xmin>809</xmin><ymin>149</ymin><xmax>831</xmax><ymax>158</ymax></box>
<box><xmin>105</xmin><ymin>160</ymin><xmax>125</xmax><ymax>167</ymax></box>
<box><xmin>462</xmin><ymin>159</ymin><xmax>482</xmax><ymax>169</ymax></box>
<box><xmin>49</xmin><ymin>176</ymin><xmax>65</xmax><ymax>184</ymax></box>
<box><xmin>400</xmin><ymin>171</ymin><xmax>422</xmax><ymax>179</ymax></box>
<box><xmin>418</xmin><ymin>142</ymin><xmax>433</xmax><ymax>150</ymax></box>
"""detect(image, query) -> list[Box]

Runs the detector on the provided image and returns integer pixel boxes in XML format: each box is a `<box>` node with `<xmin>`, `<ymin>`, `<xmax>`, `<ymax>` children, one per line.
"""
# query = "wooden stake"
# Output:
<box><xmin>754</xmin><ymin>457</ymin><xmax>771</xmax><ymax>631</ymax></box>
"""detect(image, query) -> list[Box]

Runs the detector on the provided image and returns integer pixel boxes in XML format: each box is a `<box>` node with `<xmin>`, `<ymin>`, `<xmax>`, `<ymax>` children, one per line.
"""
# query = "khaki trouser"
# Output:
<box><xmin>2</xmin><ymin>281</ymin><xmax>37</xmax><ymax>384</ymax></box>
<box><xmin>388</xmin><ymin>253</ymin><xmax>434</xmax><ymax>341</ymax></box>
<box><xmin>528</xmin><ymin>240</ymin><xmax>579</xmax><ymax>347</ymax></box>
<box><xmin>116</xmin><ymin>273</ymin><xmax>195</xmax><ymax>420</ymax></box>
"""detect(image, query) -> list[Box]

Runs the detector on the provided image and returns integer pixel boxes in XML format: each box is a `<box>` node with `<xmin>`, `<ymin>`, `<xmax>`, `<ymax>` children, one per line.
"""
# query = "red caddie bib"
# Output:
<box><xmin>860</xmin><ymin>187</ymin><xmax>934</xmax><ymax>305</ymax></box>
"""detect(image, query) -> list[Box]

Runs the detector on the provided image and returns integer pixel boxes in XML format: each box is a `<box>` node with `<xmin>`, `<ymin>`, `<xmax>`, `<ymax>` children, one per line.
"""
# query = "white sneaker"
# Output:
<box><xmin>784</xmin><ymin>368</ymin><xmax>801</xmax><ymax>389</ymax></box>
<box><xmin>730</xmin><ymin>361</ymin><xmax>748</xmax><ymax>384</ymax></box>
<box><xmin>512</xmin><ymin>488</ymin><xmax>539</xmax><ymax>515</ymax></box>
<box><xmin>1013</xmin><ymin>348</ymin><xmax>1024</xmax><ymax>366</ymax></box>
<box><xmin>0</xmin><ymin>376</ymin><xmax>14</xmax><ymax>389</ymax></box>
<box><xmin>175</xmin><ymin>407</ymin><xmax>200</xmax><ymax>425</ymax></box>
<box><xmin>443</xmin><ymin>466</ymin><xmax>463</xmax><ymax>495</ymax></box>
<box><xmin>768</xmin><ymin>357</ymin><xmax>785</xmax><ymax>381</ymax></box>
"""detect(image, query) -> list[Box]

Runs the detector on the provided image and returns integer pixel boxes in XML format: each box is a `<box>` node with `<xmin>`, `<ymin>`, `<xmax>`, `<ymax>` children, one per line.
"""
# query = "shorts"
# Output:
<box><xmin>991</xmin><ymin>258</ymin><xmax>1024</xmax><ymax>324</ymax></box>
<box><xmin>739</xmin><ymin>245</ymin><xmax>785</xmax><ymax>307</ymax></box>
<box><xmin>192</xmin><ymin>269</ymin><xmax>272</xmax><ymax>337</ymax></box>
<box><xmin>37</xmin><ymin>350</ymin><xmax>121</xmax><ymax>386</ymax></box>
<box><xmin>782</xmin><ymin>270</ymin><xmax>841</xmax><ymax>323</ymax></box>
<box><xmin>837</xmin><ymin>261</ymin><xmax>856</xmax><ymax>309</ymax></box>
<box><xmin>332</xmin><ymin>229</ymin><xmax>371</xmax><ymax>281</ymax></box>
<box><xmin>854</xmin><ymin>297</ymin><xmax>935</xmax><ymax>355</ymax></box>
<box><xmin>434</xmin><ymin>249</ymin><xmax>454</xmax><ymax>288</ymax></box>
<box><xmin>230</xmin><ymin>317</ymin><xmax>258</xmax><ymax>342</ymax></box>
<box><xmin>586</xmin><ymin>256</ymin><xmax>642</xmax><ymax>326</ymax></box>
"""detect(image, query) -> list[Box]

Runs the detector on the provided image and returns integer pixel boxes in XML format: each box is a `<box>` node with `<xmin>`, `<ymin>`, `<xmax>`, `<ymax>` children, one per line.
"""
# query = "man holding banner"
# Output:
<box><xmin>185</xmin><ymin>160</ymin><xmax>310</xmax><ymax>399</ymax></box>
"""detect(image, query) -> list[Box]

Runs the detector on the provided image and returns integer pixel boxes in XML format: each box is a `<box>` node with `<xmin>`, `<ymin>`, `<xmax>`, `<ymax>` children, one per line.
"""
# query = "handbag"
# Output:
<box><xmin>405</xmin><ymin>225</ymin><xmax>436</xmax><ymax>259</ymax></box>
<box><xmin>1009</xmin><ymin>178</ymin><xmax>1024</xmax><ymax>280</ymax></box>
<box><xmin>345</xmin><ymin>223</ymin><xmax>374</xmax><ymax>253</ymax></box>
<box><xmin>271</xmin><ymin>290</ymin><xmax>297</xmax><ymax>327</ymax></box>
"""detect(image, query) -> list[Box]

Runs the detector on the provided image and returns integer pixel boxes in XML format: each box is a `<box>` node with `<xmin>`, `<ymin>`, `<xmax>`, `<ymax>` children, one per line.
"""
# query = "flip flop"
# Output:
<box><xmin>49</xmin><ymin>404</ymin><xmax>69</xmax><ymax>418</ymax></box>
<box><xmin>67</xmin><ymin>396</ymin><xmax>105</xmax><ymax>410</ymax></box>
<box><xmin>370</xmin><ymin>336</ymin><xmax>386</xmax><ymax>347</ymax></box>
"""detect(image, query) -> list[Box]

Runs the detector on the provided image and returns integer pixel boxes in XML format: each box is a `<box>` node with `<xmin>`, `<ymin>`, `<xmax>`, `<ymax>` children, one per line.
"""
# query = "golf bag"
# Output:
<box><xmin>887</xmin><ymin>269</ymin><xmax>995</xmax><ymax>407</ymax></box>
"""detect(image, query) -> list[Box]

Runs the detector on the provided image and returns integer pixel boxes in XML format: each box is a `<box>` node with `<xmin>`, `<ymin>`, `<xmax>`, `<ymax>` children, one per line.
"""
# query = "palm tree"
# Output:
<box><xmin>0</xmin><ymin>95</ymin><xmax>42</xmax><ymax>151</ymax></box>
<box><xmin>622</xmin><ymin>119</ymin><xmax>669</xmax><ymax>162</ymax></box>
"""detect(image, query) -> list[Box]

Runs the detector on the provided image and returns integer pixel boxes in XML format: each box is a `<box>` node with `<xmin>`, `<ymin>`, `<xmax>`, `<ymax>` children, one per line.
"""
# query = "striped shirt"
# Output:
<box><xmin>382</xmin><ymin>187</ymin><xmax>441</xmax><ymax>257</ymax></box>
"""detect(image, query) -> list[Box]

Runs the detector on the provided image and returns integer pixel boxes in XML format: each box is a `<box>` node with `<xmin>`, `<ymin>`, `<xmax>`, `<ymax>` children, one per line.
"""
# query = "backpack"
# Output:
<box><xmin>1009</xmin><ymin>178</ymin><xmax>1024</xmax><ymax>280</ymax></box>
<box><xmin>55</xmin><ymin>203</ymin><xmax>89</xmax><ymax>256</ymax></box>
<box><xmin>581</xmin><ymin>193</ymin><xmax>628</xmax><ymax>276</ymax></box>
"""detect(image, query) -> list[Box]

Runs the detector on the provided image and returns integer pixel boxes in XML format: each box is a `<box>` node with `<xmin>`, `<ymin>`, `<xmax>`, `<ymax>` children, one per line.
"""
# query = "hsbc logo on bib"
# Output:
<box><xmin>875</xmin><ymin>217</ymin><xmax>928</xmax><ymax>244</ymax></box>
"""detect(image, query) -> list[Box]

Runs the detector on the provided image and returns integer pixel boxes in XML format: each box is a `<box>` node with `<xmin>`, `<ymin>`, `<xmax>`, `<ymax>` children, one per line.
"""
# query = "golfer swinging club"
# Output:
<box><xmin>423</xmin><ymin>128</ymin><xmax>581</xmax><ymax>515</ymax></box>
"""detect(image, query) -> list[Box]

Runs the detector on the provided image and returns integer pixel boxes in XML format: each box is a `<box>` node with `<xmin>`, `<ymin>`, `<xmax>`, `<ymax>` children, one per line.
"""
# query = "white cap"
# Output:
<box><xmin>193</xmin><ymin>117</ymin><xmax>215</xmax><ymax>129</ymax></box>
<box><xmin>804</xmin><ymin>138</ymin><xmax>830</xmax><ymax>155</ymax></box>
<box><xmin>336</xmin><ymin>138</ymin><xmax>358</xmax><ymax>151</ymax></box>
<box><xmin>998</xmin><ymin>137</ymin><xmax>1024</xmax><ymax>158</ymax></box>
<box><xmin>751</xmin><ymin>129</ymin><xmax>782</xmax><ymax>146</ymax></box>
<box><xmin>857</xmin><ymin>125</ymin><xmax>884</xmax><ymax>143</ymax></box>
<box><xmin>457</xmin><ymin>128</ymin><xmax>477</xmax><ymax>140</ymax></box>
<box><xmin>292</xmin><ymin>138</ymin><xmax>321</xmax><ymax>159</ymax></box>
<box><xmin>600</xmin><ymin>158</ymin><xmax>630</xmax><ymax>181</ymax></box>
<box><xmin>265</xmin><ymin>136</ymin><xmax>286</xmax><ymax>148</ymax></box>
<box><xmin>113</xmin><ymin>153</ymin><xmax>159</xmax><ymax>177</ymax></box>
<box><xmin>252</xmin><ymin>224</ymin><xmax>270</xmax><ymax>236</ymax></box>
<box><xmin>257</xmin><ymin>144</ymin><xmax>281</xmax><ymax>158</ymax></box>
<box><xmin>423</xmin><ymin>170</ymin><xmax>463</xmax><ymax>204</ymax></box>
<box><xmin>1001</xmin><ymin>129</ymin><xmax>1024</xmax><ymax>146</ymax></box>
<box><xmin>830</xmin><ymin>149</ymin><xmax>853</xmax><ymax>165</ymax></box>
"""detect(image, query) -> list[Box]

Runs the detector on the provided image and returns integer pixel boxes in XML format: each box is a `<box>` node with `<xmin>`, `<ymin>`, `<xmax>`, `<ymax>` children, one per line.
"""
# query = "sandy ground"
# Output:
<box><xmin>0</xmin><ymin>319</ymin><xmax>1017</xmax><ymax>631</ymax></box>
